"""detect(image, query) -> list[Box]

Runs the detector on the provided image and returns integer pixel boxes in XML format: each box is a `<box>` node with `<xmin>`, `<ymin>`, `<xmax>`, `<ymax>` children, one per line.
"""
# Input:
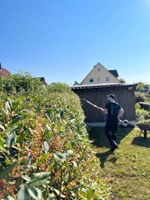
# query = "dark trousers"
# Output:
<box><xmin>105</xmin><ymin>119</ymin><xmax>118</xmax><ymax>148</ymax></box>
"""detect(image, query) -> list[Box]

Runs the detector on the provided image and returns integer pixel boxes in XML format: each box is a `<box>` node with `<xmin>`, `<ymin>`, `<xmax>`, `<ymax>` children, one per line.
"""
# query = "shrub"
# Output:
<box><xmin>48</xmin><ymin>82</ymin><xmax>72</xmax><ymax>94</ymax></box>
<box><xmin>137</xmin><ymin>119</ymin><xmax>150</xmax><ymax>125</ymax></box>
<box><xmin>136</xmin><ymin>119</ymin><xmax>150</xmax><ymax>131</ymax></box>
<box><xmin>135</xmin><ymin>103</ymin><xmax>149</xmax><ymax>121</ymax></box>
<box><xmin>0</xmin><ymin>74</ymin><xmax>109</xmax><ymax>199</ymax></box>
<box><xmin>135</xmin><ymin>92</ymin><xmax>145</xmax><ymax>103</ymax></box>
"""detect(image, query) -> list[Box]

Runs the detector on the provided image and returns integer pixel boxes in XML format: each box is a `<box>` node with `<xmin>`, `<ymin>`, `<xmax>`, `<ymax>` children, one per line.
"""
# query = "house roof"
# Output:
<box><xmin>80</xmin><ymin>63</ymin><xmax>119</xmax><ymax>84</ymax></box>
<box><xmin>109</xmin><ymin>70</ymin><xmax>119</xmax><ymax>78</ymax></box>
<box><xmin>0</xmin><ymin>67</ymin><xmax>11</xmax><ymax>77</ymax></box>
<box><xmin>72</xmin><ymin>83</ymin><xmax>136</xmax><ymax>90</ymax></box>
<box><xmin>73</xmin><ymin>81</ymin><xmax>80</xmax><ymax>86</ymax></box>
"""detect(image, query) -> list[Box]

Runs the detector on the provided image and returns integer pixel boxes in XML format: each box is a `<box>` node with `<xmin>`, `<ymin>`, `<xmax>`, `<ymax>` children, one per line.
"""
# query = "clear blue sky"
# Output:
<box><xmin>0</xmin><ymin>0</ymin><xmax>150</xmax><ymax>84</ymax></box>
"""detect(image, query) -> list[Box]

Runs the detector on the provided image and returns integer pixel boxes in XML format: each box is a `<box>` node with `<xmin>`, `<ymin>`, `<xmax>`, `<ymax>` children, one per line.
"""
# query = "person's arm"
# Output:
<box><xmin>99</xmin><ymin>107</ymin><xmax>108</xmax><ymax>113</ymax></box>
<box><xmin>118</xmin><ymin>107</ymin><xmax>124</xmax><ymax>119</ymax></box>
<box><xmin>99</xmin><ymin>103</ymin><xmax>109</xmax><ymax>113</ymax></box>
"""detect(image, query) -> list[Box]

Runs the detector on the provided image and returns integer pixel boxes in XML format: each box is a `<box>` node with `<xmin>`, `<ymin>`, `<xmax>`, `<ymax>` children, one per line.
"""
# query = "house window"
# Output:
<box><xmin>89</xmin><ymin>78</ymin><xmax>94</xmax><ymax>83</ymax></box>
<box><xmin>105</xmin><ymin>77</ymin><xmax>110</xmax><ymax>82</ymax></box>
<box><xmin>98</xmin><ymin>68</ymin><xmax>101</xmax><ymax>71</ymax></box>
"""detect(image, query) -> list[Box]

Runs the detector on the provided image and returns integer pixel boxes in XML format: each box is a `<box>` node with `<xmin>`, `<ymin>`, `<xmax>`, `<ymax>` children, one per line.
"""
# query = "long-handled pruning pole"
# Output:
<box><xmin>80</xmin><ymin>98</ymin><xmax>128</xmax><ymax>125</ymax></box>
<box><xmin>80</xmin><ymin>98</ymin><xmax>103</xmax><ymax>111</ymax></box>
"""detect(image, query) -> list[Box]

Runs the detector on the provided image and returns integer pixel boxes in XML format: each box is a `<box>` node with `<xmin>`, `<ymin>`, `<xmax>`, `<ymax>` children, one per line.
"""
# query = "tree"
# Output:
<box><xmin>119</xmin><ymin>78</ymin><xmax>126</xmax><ymax>83</ymax></box>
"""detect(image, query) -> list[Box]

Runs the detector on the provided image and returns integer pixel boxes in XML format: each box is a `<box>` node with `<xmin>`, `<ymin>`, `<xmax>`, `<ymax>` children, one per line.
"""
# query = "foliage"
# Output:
<box><xmin>137</xmin><ymin>119</ymin><xmax>150</xmax><ymax>125</ymax></box>
<box><xmin>0</xmin><ymin>73</ymin><xmax>44</xmax><ymax>94</ymax></box>
<box><xmin>118</xmin><ymin>78</ymin><xmax>126</xmax><ymax>83</ymax></box>
<box><xmin>135</xmin><ymin>92</ymin><xmax>145</xmax><ymax>103</ymax></box>
<box><xmin>136</xmin><ymin>82</ymin><xmax>145</xmax><ymax>92</ymax></box>
<box><xmin>135</xmin><ymin>103</ymin><xmax>149</xmax><ymax>121</ymax></box>
<box><xmin>145</xmin><ymin>94</ymin><xmax>150</xmax><ymax>103</ymax></box>
<box><xmin>0</xmin><ymin>74</ymin><xmax>109</xmax><ymax>199</ymax></box>
<box><xmin>48</xmin><ymin>82</ymin><xmax>72</xmax><ymax>94</ymax></box>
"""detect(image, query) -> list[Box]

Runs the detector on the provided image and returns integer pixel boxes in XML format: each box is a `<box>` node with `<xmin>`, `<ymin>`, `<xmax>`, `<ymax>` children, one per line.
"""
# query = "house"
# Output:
<box><xmin>77</xmin><ymin>63</ymin><xmax>120</xmax><ymax>85</ymax></box>
<box><xmin>72</xmin><ymin>83</ymin><xmax>136</xmax><ymax>126</ymax></box>
<box><xmin>0</xmin><ymin>63</ymin><xmax>11</xmax><ymax>77</ymax></box>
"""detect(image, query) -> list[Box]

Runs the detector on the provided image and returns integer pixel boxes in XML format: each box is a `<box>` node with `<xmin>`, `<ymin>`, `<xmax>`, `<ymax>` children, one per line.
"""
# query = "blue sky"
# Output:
<box><xmin>0</xmin><ymin>0</ymin><xmax>150</xmax><ymax>84</ymax></box>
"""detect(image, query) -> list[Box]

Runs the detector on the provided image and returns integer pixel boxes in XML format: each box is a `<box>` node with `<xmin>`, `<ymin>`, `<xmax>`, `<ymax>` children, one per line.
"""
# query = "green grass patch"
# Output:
<box><xmin>89</xmin><ymin>127</ymin><xmax>150</xmax><ymax>200</ymax></box>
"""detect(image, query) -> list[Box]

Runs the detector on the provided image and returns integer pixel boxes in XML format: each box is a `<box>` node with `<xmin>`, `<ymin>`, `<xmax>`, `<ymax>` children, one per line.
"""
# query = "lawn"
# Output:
<box><xmin>88</xmin><ymin>126</ymin><xmax>150</xmax><ymax>200</ymax></box>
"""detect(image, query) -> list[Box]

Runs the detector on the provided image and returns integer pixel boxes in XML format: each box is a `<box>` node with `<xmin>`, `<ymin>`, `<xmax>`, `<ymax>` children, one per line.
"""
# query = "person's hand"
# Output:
<box><xmin>99</xmin><ymin>107</ymin><xmax>103</xmax><ymax>112</ymax></box>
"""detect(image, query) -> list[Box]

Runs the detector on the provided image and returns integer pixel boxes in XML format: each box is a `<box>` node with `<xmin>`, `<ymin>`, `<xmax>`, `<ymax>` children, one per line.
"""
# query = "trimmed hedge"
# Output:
<box><xmin>0</xmin><ymin>74</ymin><xmax>109</xmax><ymax>199</ymax></box>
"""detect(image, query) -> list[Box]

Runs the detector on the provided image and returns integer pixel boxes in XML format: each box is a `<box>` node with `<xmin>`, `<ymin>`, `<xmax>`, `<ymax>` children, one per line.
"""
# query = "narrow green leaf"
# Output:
<box><xmin>0</xmin><ymin>124</ymin><xmax>5</xmax><ymax>131</ymax></box>
<box><xmin>6</xmin><ymin>132</ymin><xmax>16</xmax><ymax>148</ymax></box>
<box><xmin>27</xmin><ymin>172</ymin><xmax>50</xmax><ymax>187</ymax></box>
<box><xmin>46</xmin><ymin>124</ymin><xmax>51</xmax><ymax>131</ymax></box>
<box><xmin>87</xmin><ymin>188</ymin><xmax>93</xmax><ymax>200</ymax></box>
<box><xmin>28</xmin><ymin>187</ymin><xmax>42</xmax><ymax>200</ymax></box>
<box><xmin>5</xmin><ymin>195</ymin><xmax>15</xmax><ymax>200</ymax></box>
<box><xmin>33</xmin><ymin>172</ymin><xmax>50</xmax><ymax>178</ymax></box>
<box><xmin>17</xmin><ymin>185</ymin><xmax>31</xmax><ymax>200</ymax></box>
<box><xmin>21</xmin><ymin>175</ymin><xmax>31</xmax><ymax>182</ymax></box>
<box><xmin>5</xmin><ymin>101</ymin><xmax>11</xmax><ymax>112</ymax></box>
<box><xmin>42</xmin><ymin>141</ymin><xmax>49</xmax><ymax>153</ymax></box>
<box><xmin>0</xmin><ymin>135</ymin><xmax>5</xmax><ymax>151</ymax></box>
<box><xmin>6</xmin><ymin>125</ymin><xmax>18</xmax><ymax>135</ymax></box>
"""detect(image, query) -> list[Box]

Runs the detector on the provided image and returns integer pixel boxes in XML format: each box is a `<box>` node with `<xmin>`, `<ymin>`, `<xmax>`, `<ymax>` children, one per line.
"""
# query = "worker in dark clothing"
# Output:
<box><xmin>99</xmin><ymin>94</ymin><xmax>124</xmax><ymax>151</ymax></box>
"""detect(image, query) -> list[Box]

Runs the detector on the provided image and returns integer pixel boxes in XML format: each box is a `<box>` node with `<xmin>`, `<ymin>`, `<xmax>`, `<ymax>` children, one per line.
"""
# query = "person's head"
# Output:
<box><xmin>107</xmin><ymin>94</ymin><xmax>115</xmax><ymax>102</ymax></box>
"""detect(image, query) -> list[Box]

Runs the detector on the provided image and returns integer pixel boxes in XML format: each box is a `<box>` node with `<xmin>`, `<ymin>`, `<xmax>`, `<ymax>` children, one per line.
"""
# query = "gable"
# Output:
<box><xmin>81</xmin><ymin>63</ymin><xmax>119</xmax><ymax>84</ymax></box>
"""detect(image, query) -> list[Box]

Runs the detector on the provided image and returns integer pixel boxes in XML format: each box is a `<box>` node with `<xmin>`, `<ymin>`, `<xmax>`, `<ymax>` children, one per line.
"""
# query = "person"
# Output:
<box><xmin>99</xmin><ymin>94</ymin><xmax>124</xmax><ymax>151</ymax></box>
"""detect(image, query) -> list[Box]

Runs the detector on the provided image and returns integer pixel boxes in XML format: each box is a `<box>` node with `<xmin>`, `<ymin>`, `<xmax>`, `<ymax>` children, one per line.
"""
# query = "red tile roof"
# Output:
<box><xmin>0</xmin><ymin>68</ymin><xmax>11</xmax><ymax>77</ymax></box>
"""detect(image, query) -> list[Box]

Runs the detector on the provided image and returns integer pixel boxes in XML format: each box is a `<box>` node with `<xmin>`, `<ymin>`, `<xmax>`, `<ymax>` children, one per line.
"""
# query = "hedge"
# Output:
<box><xmin>0</xmin><ymin>74</ymin><xmax>109</xmax><ymax>200</ymax></box>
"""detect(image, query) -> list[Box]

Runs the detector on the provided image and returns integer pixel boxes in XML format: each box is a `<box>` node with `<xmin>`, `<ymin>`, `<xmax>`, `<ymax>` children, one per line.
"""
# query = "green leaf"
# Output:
<box><xmin>5</xmin><ymin>195</ymin><xmax>15</xmax><ymax>200</ymax></box>
<box><xmin>17</xmin><ymin>185</ymin><xmax>31</xmax><ymax>200</ymax></box>
<box><xmin>6</xmin><ymin>132</ymin><xmax>16</xmax><ymax>148</ymax></box>
<box><xmin>24</xmin><ymin>152</ymin><xmax>32</xmax><ymax>168</ymax></box>
<box><xmin>46</xmin><ymin>193</ymin><xmax>57</xmax><ymax>200</ymax></box>
<box><xmin>0</xmin><ymin>124</ymin><xmax>5</xmax><ymax>131</ymax></box>
<box><xmin>27</xmin><ymin>172</ymin><xmax>50</xmax><ymax>187</ymax></box>
<box><xmin>5</xmin><ymin>101</ymin><xmax>11</xmax><ymax>112</ymax></box>
<box><xmin>0</xmin><ymin>162</ymin><xmax>17</xmax><ymax>179</ymax></box>
<box><xmin>42</xmin><ymin>141</ymin><xmax>49</xmax><ymax>153</ymax></box>
<box><xmin>72</xmin><ymin>161</ymin><xmax>78</xmax><ymax>168</ymax></box>
<box><xmin>33</xmin><ymin>172</ymin><xmax>50</xmax><ymax>178</ymax></box>
<box><xmin>6</xmin><ymin>125</ymin><xmax>18</xmax><ymax>135</ymax></box>
<box><xmin>21</xmin><ymin>109</ymin><xmax>33</xmax><ymax>114</ymax></box>
<box><xmin>87</xmin><ymin>188</ymin><xmax>93</xmax><ymax>200</ymax></box>
<box><xmin>46</xmin><ymin>124</ymin><xmax>51</xmax><ymax>131</ymax></box>
<box><xmin>0</xmin><ymin>135</ymin><xmax>5</xmax><ymax>151</ymax></box>
<box><xmin>53</xmin><ymin>152</ymin><xmax>67</xmax><ymax>162</ymax></box>
<box><xmin>5</xmin><ymin>155</ymin><xmax>11</xmax><ymax>165</ymax></box>
<box><xmin>2</xmin><ymin>108</ymin><xmax>9</xmax><ymax>115</ymax></box>
<box><xmin>21</xmin><ymin>175</ymin><xmax>31</xmax><ymax>182</ymax></box>
<box><xmin>28</xmin><ymin>187</ymin><xmax>42</xmax><ymax>200</ymax></box>
<box><xmin>16</xmin><ymin>133</ymin><xmax>26</xmax><ymax>143</ymax></box>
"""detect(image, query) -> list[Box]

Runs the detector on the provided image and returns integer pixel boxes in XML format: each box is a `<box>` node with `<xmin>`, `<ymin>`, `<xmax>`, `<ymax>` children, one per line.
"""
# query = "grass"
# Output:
<box><xmin>88</xmin><ymin>126</ymin><xmax>150</xmax><ymax>200</ymax></box>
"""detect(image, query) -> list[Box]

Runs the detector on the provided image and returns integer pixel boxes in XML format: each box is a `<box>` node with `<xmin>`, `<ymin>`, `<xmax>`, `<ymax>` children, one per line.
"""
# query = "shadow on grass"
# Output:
<box><xmin>131</xmin><ymin>136</ymin><xmax>150</xmax><ymax>148</ymax></box>
<box><xmin>88</xmin><ymin>127</ymin><xmax>133</xmax><ymax>148</ymax></box>
<box><xmin>96</xmin><ymin>150</ymin><xmax>117</xmax><ymax>168</ymax></box>
<box><xmin>88</xmin><ymin>127</ymin><xmax>133</xmax><ymax>168</ymax></box>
